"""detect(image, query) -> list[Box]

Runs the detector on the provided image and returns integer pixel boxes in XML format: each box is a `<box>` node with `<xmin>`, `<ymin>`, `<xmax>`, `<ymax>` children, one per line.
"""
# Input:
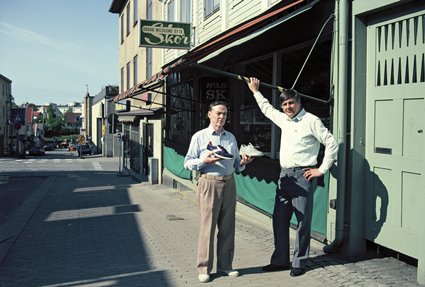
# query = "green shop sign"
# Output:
<box><xmin>139</xmin><ymin>20</ymin><xmax>191</xmax><ymax>49</ymax></box>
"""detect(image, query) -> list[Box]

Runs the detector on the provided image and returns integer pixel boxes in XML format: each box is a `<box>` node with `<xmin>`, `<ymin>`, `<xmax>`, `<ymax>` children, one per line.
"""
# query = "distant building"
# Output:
<box><xmin>64</xmin><ymin>112</ymin><xmax>82</xmax><ymax>132</ymax></box>
<box><xmin>0</xmin><ymin>74</ymin><xmax>13</xmax><ymax>156</ymax></box>
<box><xmin>90</xmin><ymin>85</ymin><xmax>119</xmax><ymax>156</ymax></box>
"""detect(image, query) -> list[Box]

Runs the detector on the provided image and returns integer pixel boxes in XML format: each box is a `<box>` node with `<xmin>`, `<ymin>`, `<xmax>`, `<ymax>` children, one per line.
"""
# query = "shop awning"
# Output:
<box><xmin>199</xmin><ymin>0</ymin><xmax>319</xmax><ymax>63</ymax></box>
<box><xmin>117</xmin><ymin>107</ymin><xmax>162</xmax><ymax>122</ymax></box>
<box><xmin>112</xmin><ymin>0</ymin><xmax>318</xmax><ymax>102</ymax></box>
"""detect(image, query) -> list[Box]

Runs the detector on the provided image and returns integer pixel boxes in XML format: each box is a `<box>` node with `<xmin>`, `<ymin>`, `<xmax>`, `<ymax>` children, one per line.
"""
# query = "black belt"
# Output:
<box><xmin>281</xmin><ymin>166</ymin><xmax>312</xmax><ymax>171</ymax></box>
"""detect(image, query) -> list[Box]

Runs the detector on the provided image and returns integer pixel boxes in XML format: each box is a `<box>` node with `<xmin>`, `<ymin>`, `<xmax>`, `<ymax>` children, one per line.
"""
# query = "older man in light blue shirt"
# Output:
<box><xmin>184</xmin><ymin>101</ymin><xmax>252</xmax><ymax>283</ymax></box>
<box><xmin>248</xmin><ymin>77</ymin><xmax>338</xmax><ymax>277</ymax></box>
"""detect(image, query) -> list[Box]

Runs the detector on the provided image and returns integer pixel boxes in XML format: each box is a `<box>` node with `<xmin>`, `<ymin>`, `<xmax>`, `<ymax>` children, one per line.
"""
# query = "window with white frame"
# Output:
<box><xmin>146</xmin><ymin>48</ymin><xmax>152</xmax><ymax>78</ymax></box>
<box><xmin>126</xmin><ymin>61</ymin><xmax>131</xmax><ymax>90</ymax></box>
<box><xmin>204</xmin><ymin>0</ymin><xmax>219</xmax><ymax>19</ymax></box>
<box><xmin>181</xmin><ymin>0</ymin><xmax>191</xmax><ymax>23</ymax></box>
<box><xmin>120</xmin><ymin>14</ymin><xmax>124</xmax><ymax>43</ymax></box>
<box><xmin>133</xmin><ymin>0</ymin><xmax>138</xmax><ymax>26</ymax></box>
<box><xmin>126</xmin><ymin>4</ymin><xmax>130</xmax><ymax>36</ymax></box>
<box><xmin>120</xmin><ymin>67</ymin><xmax>124</xmax><ymax>93</ymax></box>
<box><xmin>168</xmin><ymin>0</ymin><xmax>175</xmax><ymax>21</ymax></box>
<box><xmin>147</xmin><ymin>0</ymin><xmax>152</xmax><ymax>20</ymax></box>
<box><xmin>133</xmin><ymin>55</ymin><xmax>138</xmax><ymax>86</ymax></box>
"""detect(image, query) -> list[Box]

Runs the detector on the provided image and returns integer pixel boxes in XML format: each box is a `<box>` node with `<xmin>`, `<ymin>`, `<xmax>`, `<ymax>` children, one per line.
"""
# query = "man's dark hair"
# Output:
<box><xmin>209</xmin><ymin>101</ymin><xmax>228</xmax><ymax>111</ymax></box>
<box><xmin>279</xmin><ymin>89</ymin><xmax>300</xmax><ymax>104</ymax></box>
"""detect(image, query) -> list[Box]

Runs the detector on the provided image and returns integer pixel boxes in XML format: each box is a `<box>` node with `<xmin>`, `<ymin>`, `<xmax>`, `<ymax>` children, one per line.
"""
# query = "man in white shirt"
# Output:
<box><xmin>247</xmin><ymin>77</ymin><xmax>338</xmax><ymax>277</ymax></box>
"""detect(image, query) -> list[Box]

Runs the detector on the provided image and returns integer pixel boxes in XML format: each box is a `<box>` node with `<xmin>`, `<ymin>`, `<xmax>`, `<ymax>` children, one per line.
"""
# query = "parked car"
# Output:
<box><xmin>77</xmin><ymin>144</ymin><xmax>92</xmax><ymax>156</ymax></box>
<box><xmin>28</xmin><ymin>146</ymin><xmax>45</xmax><ymax>156</ymax></box>
<box><xmin>43</xmin><ymin>144</ymin><xmax>55</xmax><ymax>151</ymax></box>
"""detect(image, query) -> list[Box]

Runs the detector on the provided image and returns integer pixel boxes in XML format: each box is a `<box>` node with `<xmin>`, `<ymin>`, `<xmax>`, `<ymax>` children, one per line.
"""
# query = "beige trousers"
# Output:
<box><xmin>196</xmin><ymin>176</ymin><xmax>236</xmax><ymax>274</ymax></box>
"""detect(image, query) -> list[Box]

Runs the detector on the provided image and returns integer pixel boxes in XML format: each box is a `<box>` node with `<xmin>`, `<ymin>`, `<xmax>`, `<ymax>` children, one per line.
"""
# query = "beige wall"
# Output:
<box><xmin>163</xmin><ymin>0</ymin><xmax>285</xmax><ymax>64</ymax></box>
<box><xmin>0</xmin><ymin>77</ymin><xmax>12</xmax><ymax>156</ymax></box>
<box><xmin>91</xmin><ymin>99</ymin><xmax>104</xmax><ymax>151</ymax></box>
<box><xmin>116</xmin><ymin>0</ymin><xmax>165</xmax><ymax>182</ymax></box>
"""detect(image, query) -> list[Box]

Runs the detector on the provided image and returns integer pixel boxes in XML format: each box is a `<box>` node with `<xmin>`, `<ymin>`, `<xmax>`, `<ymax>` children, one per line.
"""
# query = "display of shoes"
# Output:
<box><xmin>217</xmin><ymin>268</ymin><xmax>240</xmax><ymax>277</ymax></box>
<box><xmin>207</xmin><ymin>142</ymin><xmax>233</xmax><ymax>160</ymax></box>
<box><xmin>240</xmin><ymin>143</ymin><xmax>264</xmax><ymax>157</ymax></box>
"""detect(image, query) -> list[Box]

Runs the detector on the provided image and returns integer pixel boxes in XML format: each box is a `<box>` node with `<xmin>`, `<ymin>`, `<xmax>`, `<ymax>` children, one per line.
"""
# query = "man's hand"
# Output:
<box><xmin>248</xmin><ymin>77</ymin><xmax>260</xmax><ymax>93</ymax></box>
<box><xmin>240</xmin><ymin>154</ymin><xmax>254</xmax><ymax>165</ymax></box>
<box><xmin>201</xmin><ymin>150</ymin><xmax>222</xmax><ymax>164</ymax></box>
<box><xmin>303</xmin><ymin>168</ymin><xmax>323</xmax><ymax>181</ymax></box>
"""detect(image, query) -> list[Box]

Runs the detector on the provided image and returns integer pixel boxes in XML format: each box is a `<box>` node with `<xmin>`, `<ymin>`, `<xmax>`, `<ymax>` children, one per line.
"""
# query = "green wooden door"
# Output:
<box><xmin>365</xmin><ymin>9</ymin><xmax>424</xmax><ymax>258</ymax></box>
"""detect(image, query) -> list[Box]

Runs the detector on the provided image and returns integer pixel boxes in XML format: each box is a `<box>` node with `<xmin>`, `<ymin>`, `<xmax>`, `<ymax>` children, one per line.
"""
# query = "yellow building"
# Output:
<box><xmin>109</xmin><ymin>0</ymin><xmax>165</xmax><ymax>182</ymax></box>
<box><xmin>0</xmin><ymin>74</ymin><xmax>13</xmax><ymax>156</ymax></box>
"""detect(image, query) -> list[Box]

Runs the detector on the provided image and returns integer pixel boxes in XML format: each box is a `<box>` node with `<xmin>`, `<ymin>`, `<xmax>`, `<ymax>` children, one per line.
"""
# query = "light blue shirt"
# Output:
<box><xmin>184</xmin><ymin>126</ymin><xmax>245</xmax><ymax>176</ymax></box>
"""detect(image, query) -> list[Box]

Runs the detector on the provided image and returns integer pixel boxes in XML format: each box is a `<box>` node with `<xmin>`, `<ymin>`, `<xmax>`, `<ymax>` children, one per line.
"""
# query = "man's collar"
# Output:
<box><xmin>208</xmin><ymin>125</ymin><xmax>226</xmax><ymax>135</ymax></box>
<box><xmin>285</xmin><ymin>108</ymin><xmax>306</xmax><ymax>122</ymax></box>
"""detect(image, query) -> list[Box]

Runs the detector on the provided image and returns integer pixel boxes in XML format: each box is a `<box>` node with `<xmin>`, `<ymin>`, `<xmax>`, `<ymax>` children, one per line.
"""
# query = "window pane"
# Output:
<box><xmin>120</xmin><ymin>15</ymin><xmax>124</xmax><ymax>42</ymax></box>
<box><xmin>168</xmin><ymin>0</ymin><xmax>175</xmax><ymax>21</ymax></box>
<box><xmin>241</xmin><ymin>58</ymin><xmax>273</xmax><ymax>153</ymax></box>
<box><xmin>133</xmin><ymin>0</ymin><xmax>138</xmax><ymax>24</ymax></box>
<box><xmin>167</xmin><ymin>82</ymin><xmax>193</xmax><ymax>145</ymax></box>
<box><xmin>120</xmin><ymin>67</ymin><xmax>124</xmax><ymax>93</ymax></box>
<box><xmin>147</xmin><ymin>0</ymin><xmax>152</xmax><ymax>20</ymax></box>
<box><xmin>126</xmin><ymin>4</ymin><xmax>130</xmax><ymax>35</ymax></box>
<box><xmin>133</xmin><ymin>55</ymin><xmax>138</xmax><ymax>86</ymax></box>
<box><xmin>146</xmin><ymin>48</ymin><xmax>152</xmax><ymax>78</ymax></box>
<box><xmin>204</xmin><ymin>0</ymin><xmax>219</xmax><ymax>19</ymax></box>
<box><xmin>181</xmin><ymin>0</ymin><xmax>191</xmax><ymax>23</ymax></box>
<box><xmin>126</xmin><ymin>62</ymin><xmax>131</xmax><ymax>90</ymax></box>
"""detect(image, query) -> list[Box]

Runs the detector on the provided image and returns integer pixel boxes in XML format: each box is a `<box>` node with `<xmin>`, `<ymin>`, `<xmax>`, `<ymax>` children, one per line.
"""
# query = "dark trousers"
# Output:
<box><xmin>270</xmin><ymin>167</ymin><xmax>316</xmax><ymax>268</ymax></box>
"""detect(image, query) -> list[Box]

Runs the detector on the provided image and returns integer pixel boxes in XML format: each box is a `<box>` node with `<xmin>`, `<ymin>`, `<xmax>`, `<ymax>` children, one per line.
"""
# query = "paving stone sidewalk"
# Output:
<box><xmin>0</xmin><ymin>163</ymin><xmax>420</xmax><ymax>287</ymax></box>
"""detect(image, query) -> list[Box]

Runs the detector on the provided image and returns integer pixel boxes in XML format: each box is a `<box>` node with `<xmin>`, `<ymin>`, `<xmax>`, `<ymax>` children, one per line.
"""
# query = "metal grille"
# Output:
<box><xmin>376</xmin><ymin>14</ymin><xmax>425</xmax><ymax>86</ymax></box>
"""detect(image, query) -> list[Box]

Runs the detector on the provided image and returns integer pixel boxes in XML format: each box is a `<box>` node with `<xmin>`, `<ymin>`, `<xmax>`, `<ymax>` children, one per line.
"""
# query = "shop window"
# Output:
<box><xmin>167</xmin><ymin>81</ymin><xmax>193</xmax><ymax>146</ymax></box>
<box><xmin>279</xmin><ymin>41</ymin><xmax>332</xmax><ymax>122</ymax></box>
<box><xmin>240</xmin><ymin>58</ymin><xmax>274</xmax><ymax>154</ymax></box>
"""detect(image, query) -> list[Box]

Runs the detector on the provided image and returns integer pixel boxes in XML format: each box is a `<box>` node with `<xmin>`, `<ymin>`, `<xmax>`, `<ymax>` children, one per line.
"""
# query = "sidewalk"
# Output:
<box><xmin>0</xmin><ymin>162</ymin><xmax>420</xmax><ymax>286</ymax></box>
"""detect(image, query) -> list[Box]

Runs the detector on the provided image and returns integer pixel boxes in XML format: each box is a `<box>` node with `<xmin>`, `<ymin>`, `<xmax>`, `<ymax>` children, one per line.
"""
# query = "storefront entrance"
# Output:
<box><xmin>364</xmin><ymin>5</ymin><xmax>424</xmax><ymax>258</ymax></box>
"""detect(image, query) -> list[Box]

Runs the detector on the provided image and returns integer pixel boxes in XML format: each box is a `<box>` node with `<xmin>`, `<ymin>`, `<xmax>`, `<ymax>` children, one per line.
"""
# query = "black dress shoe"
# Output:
<box><xmin>262</xmin><ymin>264</ymin><xmax>289</xmax><ymax>272</ymax></box>
<box><xmin>290</xmin><ymin>268</ymin><xmax>305</xmax><ymax>277</ymax></box>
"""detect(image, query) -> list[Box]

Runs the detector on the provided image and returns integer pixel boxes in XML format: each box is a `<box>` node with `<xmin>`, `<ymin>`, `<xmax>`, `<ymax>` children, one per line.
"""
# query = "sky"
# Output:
<box><xmin>0</xmin><ymin>0</ymin><xmax>119</xmax><ymax>106</ymax></box>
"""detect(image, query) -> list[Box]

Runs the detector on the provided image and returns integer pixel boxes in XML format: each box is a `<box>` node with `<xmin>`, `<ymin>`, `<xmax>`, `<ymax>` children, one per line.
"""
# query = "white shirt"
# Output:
<box><xmin>253</xmin><ymin>91</ymin><xmax>338</xmax><ymax>174</ymax></box>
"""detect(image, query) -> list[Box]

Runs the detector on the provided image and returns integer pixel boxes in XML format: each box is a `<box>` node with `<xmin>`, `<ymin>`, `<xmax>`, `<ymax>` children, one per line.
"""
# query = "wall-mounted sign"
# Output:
<box><xmin>200</xmin><ymin>78</ymin><xmax>229</xmax><ymax>102</ymax></box>
<box><xmin>139</xmin><ymin>20</ymin><xmax>191</xmax><ymax>49</ymax></box>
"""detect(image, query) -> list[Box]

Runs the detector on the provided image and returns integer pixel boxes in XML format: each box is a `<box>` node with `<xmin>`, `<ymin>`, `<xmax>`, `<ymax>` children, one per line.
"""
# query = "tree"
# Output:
<box><xmin>45</xmin><ymin>104</ymin><xmax>64</xmax><ymax>135</ymax></box>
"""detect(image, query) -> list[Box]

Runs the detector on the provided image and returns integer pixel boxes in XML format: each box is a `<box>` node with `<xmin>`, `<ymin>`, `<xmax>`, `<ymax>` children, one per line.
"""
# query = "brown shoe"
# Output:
<box><xmin>262</xmin><ymin>264</ymin><xmax>289</xmax><ymax>272</ymax></box>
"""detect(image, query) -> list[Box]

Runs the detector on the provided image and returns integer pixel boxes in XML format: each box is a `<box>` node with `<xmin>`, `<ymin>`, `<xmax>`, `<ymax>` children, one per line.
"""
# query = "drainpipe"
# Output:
<box><xmin>324</xmin><ymin>0</ymin><xmax>349</xmax><ymax>254</ymax></box>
